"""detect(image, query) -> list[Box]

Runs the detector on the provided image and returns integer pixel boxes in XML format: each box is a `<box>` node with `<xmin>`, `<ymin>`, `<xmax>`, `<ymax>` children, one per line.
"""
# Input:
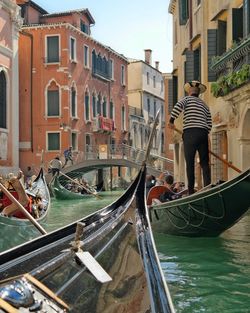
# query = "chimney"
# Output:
<box><xmin>144</xmin><ymin>49</ymin><xmax>152</xmax><ymax>65</ymax></box>
<box><xmin>155</xmin><ymin>61</ymin><xmax>159</xmax><ymax>70</ymax></box>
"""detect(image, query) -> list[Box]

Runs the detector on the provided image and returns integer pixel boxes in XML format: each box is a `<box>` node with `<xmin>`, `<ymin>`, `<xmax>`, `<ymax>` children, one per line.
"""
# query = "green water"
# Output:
<box><xmin>1</xmin><ymin>191</ymin><xmax>249</xmax><ymax>312</ymax></box>
<box><xmin>155</xmin><ymin>212</ymin><xmax>250</xmax><ymax>313</ymax></box>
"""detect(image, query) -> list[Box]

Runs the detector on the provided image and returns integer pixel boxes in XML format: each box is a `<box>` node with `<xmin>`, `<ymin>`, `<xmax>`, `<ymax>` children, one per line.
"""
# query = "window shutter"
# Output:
<box><xmin>185</xmin><ymin>50</ymin><xmax>194</xmax><ymax>83</ymax></box>
<box><xmin>194</xmin><ymin>47</ymin><xmax>201</xmax><ymax>81</ymax></box>
<box><xmin>232</xmin><ymin>8</ymin><xmax>243</xmax><ymax>42</ymax></box>
<box><xmin>168</xmin><ymin>79</ymin><xmax>173</xmax><ymax>113</ymax></box>
<box><xmin>207</xmin><ymin>29</ymin><xmax>217</xmax><ymax>82</ymax></box>
<box><xmin>243</xmin><ymin>0</ymin><xmax>250</xmax><ymax>37</ymax></box>
<box><xmin>179</xmin><ymin>0</ymin><xmax>189</xmax><ymax>25</ymax></box>
<box><xmin>217</xmin><ymin>20</ymin><xmax>227</xmax><ymax>56</ymax></box>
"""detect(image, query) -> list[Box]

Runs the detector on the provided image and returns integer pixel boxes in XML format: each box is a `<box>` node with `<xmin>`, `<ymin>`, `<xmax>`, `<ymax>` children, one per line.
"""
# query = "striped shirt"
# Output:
<box><xmin>170</xmin><ymin>95</ymin><xmax>212</xmax><ymax>132</ymax></box>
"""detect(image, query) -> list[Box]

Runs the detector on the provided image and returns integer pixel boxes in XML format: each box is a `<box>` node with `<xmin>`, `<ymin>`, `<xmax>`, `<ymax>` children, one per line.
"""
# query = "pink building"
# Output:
<box><xmin>0</xmin><ymin>0</ymin><xmax>22</xmax><ymax>175</ymax></box>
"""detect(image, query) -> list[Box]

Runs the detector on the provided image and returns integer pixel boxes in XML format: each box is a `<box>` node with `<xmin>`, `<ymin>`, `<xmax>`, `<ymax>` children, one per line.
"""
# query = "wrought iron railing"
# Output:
<box><xmin>211</xmin><ymin>35</ymin><xmax>250</xmax><ymax>76</ymax></box>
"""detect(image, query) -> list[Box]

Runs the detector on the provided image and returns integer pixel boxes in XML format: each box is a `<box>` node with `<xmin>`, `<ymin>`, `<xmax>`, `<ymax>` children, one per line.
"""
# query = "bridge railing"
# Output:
<box><xmin>74</xmin><ymin>144</ymin><xmax>173</xmax><ymax>174</ymax></box>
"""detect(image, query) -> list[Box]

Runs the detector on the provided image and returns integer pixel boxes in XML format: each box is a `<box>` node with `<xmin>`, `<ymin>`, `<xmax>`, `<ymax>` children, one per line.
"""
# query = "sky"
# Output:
<box><xmin>34</xmin><ymin>0</ymin><xmax>173</xmax><ymax>73</ymax></box>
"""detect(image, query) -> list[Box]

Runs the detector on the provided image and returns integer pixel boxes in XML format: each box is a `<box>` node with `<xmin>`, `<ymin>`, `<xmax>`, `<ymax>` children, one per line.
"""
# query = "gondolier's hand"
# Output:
<box><xmin>168</xmin><ymin>122</ymin><xmax>175</xmax><ymax>129</ymax></box>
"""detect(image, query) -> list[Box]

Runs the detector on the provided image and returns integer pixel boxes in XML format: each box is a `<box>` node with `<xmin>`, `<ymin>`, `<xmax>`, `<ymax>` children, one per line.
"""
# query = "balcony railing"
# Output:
<box><xmin>210</xmin><ymin>35</ymin><xmax>250</xmax><ymax>97</ymax></box>
<box><xmin>92</xmin><ymin>115</ymin><xmax>115</xmax><ymax>133</ymax></box>
<box><xmin>211</xmin><ymin>35</ymin><xmax>250</xmax><ymax>76</ymax></box>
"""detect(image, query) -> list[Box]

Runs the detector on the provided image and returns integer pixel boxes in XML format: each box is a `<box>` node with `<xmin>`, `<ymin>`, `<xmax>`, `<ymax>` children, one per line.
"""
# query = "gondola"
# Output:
<box><xmin>0</xmin><ymin>168</ymin><xmax>51</xmax><ymax>251</ymax></box>
<box><xmin>148</xmin><ymin>168</ymin><xmax>250</xmax><ymax>237</ymax></box>
<box><xmin>50</xmin><ymin>175</ymin><xmax>103</xmax><ymax>200</ymax></box>
<box><xmin>0</xmin><ymin>164</ymin><xmax>175</xmax><ymax>313</ymax></box>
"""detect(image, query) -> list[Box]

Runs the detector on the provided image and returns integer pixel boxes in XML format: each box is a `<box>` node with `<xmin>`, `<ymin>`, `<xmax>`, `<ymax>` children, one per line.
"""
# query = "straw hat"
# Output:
<box><xmin>184</xmin><ymin>80</ymin><xmax>207</xmax><ymax>94</ymax></box>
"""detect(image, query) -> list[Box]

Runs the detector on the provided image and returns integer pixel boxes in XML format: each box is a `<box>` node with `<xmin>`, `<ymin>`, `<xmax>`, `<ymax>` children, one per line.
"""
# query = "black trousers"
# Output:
<box><xmin>183</xmin><ymin>128</ymin><xmax>211</xmax><ymax>194</ymax></box>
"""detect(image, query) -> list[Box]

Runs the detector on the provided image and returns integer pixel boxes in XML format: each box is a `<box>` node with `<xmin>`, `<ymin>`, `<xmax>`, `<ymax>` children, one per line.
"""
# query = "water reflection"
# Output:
<box><xmin>155</xmin><ymin>212</ymin><xmax>250</xmax><ymax>313</ymax></box>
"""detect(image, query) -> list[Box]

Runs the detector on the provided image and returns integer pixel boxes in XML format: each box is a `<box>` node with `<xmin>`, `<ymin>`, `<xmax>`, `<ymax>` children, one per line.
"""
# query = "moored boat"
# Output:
<box><xmin>50</xmin><ymin>174</ymin><xmax>102</xmax><ymax>200</ymax></box>
<box><xmin>0</xmin><ymin>168</ymin><xmax>51</xmax><ymax>251</ymax></box>
<box><xmin>148</xmin><ymin>168</ymin><xmax>250</xmax><ymax>237</ymax></box>
<box><xmin>0</xmin><ymin>164</ymin><xmax>175</xmax><ymax>313</ymax></box>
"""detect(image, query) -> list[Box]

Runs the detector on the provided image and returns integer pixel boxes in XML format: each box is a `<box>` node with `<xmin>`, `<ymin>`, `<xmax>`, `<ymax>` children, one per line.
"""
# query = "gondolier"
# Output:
<box><xmin>168</xmin><ymin>80</ymin><xmax>212</xmax><ymax>195</ymax></box>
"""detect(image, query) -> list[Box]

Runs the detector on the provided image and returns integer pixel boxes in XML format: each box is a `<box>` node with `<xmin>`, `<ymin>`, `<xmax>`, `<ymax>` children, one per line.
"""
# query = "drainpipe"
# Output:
<box><xmin>21</xmin><ymin>30</ymin><xmax>33</xmax><ymax>152</ymax></box>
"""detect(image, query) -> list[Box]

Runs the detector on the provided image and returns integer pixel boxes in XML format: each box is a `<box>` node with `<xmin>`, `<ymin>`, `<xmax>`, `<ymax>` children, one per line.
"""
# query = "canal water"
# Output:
<box><xmin>1</xmin><ymin>191</ymin><xmax>250</xmax><ymax>312</ymax></box>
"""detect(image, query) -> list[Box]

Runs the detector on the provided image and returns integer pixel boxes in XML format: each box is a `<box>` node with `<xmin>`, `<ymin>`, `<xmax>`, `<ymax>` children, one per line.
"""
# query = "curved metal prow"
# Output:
<box><xmin>143</xmin><ymin>110</ymin><xmax>160</xmax><ymax>165</ymax></box>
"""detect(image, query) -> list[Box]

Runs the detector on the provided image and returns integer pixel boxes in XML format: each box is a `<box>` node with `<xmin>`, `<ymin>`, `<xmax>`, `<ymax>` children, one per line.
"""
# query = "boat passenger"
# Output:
<box><xmin>1</xmin><ymin>174</ymin><xmax>32</xmax><ymax>217</ymax></box>
<box><xmin>159</xmin><ymin>175</ymin><xmax>182</xmax><ymax>202</ymax></box>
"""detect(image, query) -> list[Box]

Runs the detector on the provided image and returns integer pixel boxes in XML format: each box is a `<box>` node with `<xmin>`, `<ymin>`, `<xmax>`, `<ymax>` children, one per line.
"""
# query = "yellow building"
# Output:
<box><xmin>168</xmin><ymin>0</ymin><xmax>250</xmax><ymax>185</ymax></box>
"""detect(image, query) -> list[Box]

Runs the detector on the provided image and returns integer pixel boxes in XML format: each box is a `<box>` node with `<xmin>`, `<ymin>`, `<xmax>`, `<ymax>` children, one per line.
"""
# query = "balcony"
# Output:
<box><xmin>210</xmin><ymin>35</ymin><xmax>250</xmax><ymax>98</ymax></box>
<box><xmin>92</xmin><ymin>115</ymin><xmax>115</xmax><ymax>133</ymax></box>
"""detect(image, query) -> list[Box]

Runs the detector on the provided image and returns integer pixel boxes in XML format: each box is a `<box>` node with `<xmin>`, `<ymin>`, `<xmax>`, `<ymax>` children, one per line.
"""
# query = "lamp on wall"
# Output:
<box><xmin>59</xmin><ymin>123</ymin><xmax>69</xmax><ymax>131</ymax></box>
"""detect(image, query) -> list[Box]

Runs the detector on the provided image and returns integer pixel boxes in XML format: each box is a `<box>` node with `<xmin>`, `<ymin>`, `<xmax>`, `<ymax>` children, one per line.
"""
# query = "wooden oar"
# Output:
<box><xmin>0</xmin><ymin>182</ymin><xmax>47</xmax><ymax>235</ymax></box>
<box><xmin>59</xmin><ymin>172</ymin><xmax>101</xmax><ymax>199</ymax></box>
<box><xmin>173</xmin><ymin>127</ymin><xmax>242</xmax><ymax>173</ymax></box>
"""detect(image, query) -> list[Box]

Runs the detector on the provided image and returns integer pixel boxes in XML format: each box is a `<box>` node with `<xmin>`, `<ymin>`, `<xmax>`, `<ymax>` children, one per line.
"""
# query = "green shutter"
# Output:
<box><xmin>168</xmin><ymin>79</ymin><xmax>173</xmax><ymax>113</ymax></box>
<box><xmin>232</xmin><ymin>8</ymin><xmax>243</xmax><ymax>42</ymax></box>
<box><xmin>185</xmin><ymin>50</ymin><xmax>194</xmax><ymax>82</ymax></box>
<box><xmin>179</xmin><ymin>0</ymin><xmax>189</xmax><ymax>25</ymax></box>
<box><xmin>243</xmin><ymin>0</ymin><xmax>250</xmax><ymax>37</ymax></box>
<box><xmin>217</xmin><ymin>20</ymin><xmax>227</xmax><ymax>56</ymax></box>
<box><xmin>194</xmin><ymin>47</ymin><xmax>201</xmax><ymax>81</ymax></box>
<box><xmin>207</xmin><ymin>29</ymin><xmax>217</xmax><ymax>82</ymax></box>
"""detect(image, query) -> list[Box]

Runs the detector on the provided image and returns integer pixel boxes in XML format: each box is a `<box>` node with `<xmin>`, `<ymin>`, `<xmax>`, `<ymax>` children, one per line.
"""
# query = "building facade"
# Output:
<box><xmin>17</xmin><ymin>0</ymin><xmax>128</xmax><ymax>170</ymax></box>
<box><xmin>128</xmin><ymin>50</ymin><xmax>165</xmax><ymax>155</ymax></box>
<box><xmin>168</xmin><ymin>0</ymin><xmax>250</xmax><ymax>185</ymax></box>
<box><xmin>0</xmin><ymin>0</ymin><xmax>22</xmax><ymax>175</ymax></box>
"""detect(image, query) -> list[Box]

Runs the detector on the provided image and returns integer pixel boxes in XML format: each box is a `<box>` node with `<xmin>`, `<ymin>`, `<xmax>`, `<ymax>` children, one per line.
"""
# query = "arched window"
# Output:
<box><xmin>47</xmin><ymin>81</ymin><xmax>59</xmax><ymax>116</ymax></box>
<box><xmin>0</xmin><ymin>71</ymin><xmax>7</xmax><ymax>128</ymax></box>
<box><xmin>97</xmin><ymin>93</ymin><xmax>102</xmax><ymax>115</ymax></box>
<box><xmin>84</xmin><ymin>91</ymin><xmax>90</xmax><ymax>121</ymax></box>
<box><xmin>102</xmin><ymin>97</ymin><xmax>107</xmax><ymax>117</ymax></box>
<box><xmin>71</xmin><ymin>86</ymin><xmax>76</xmax><ymax>117</ymax></box>
<box><xmin>92</xmin><ymin>93</ymin><xmax>97</xmax><ymax>118</ymax></box>
<box><xmin>109</xmin><ymin>100</ymin><xmax>114</xmax><ymax>119</ymax></box>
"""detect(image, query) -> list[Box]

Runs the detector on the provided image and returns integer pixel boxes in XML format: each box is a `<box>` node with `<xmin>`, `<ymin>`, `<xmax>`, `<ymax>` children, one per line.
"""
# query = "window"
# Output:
<box><xmin>70</xmin><ymin>37</ymin><xmax>76</xmax><ymax>62</ymax></box>
<box><xmin>46</xmin><ymin>36</ymin><xmax>59</xmax><ymax>63</ymax></box>
<box><xmin>84</xmin><ymin>91</ymin><xmax>90</xmax><ymax>120</ymax></box>
<box><xmin>47</xmin><ymin>90</ymin><xmax>59</xmax><ymax>116</ymax></box>
<box><xmin>153</xmin><ymin>101</ymin><xmax>156</xmax><ymax>117</ymax></box>
<box><xmin>92</xmin><ymin>94</ymin><xmax>97</xmax><ymax>118</ymax></box>
<box><xmin>147</xmin><ymin>98</ymin><xmax>150</xmax><ymax>115</ymax></box>
<box><xmin>97</xmin><ymin>94</ymin><xmax>101</xmax><ymax>115</ymax></box>
<box><xmin>109</xmin><ymin>101</ymin><xmax>114</xmax><ymax>119</ymax></box>
<box><xmin>71</xmin><ymin>132</ymin><xmax>77</xmax><ymax>151</ymax></box>
<box><xmin>194</xmin><ymin>46</ymin><xmax>201</xmax><ymax>81</ymax></box>
<box><xmin>0</xmin><ymin>71</ymin><xmax>7</xmax><ymax>129</ymax></box>
<box><xmin>80</xmin><ymin>20</ymin><xmax>89</xmax><ymax>35</ymax></box>
<box><xmin>102</xmin><ymin>97</ymin><xmax>107</xmax><ymax>117</ymax></box>
<box><xmin>121</xmin><ymin>106</ymin><xmax>126</xmax><ymax>131</ymax></box>
<box><xmin>179</xmin><ymin>0</ymin><xmax>189</xmax><ymax>25</ymax></box>
<box><xmin>71</xmin><ymin>87</ymin><xmax>77</xmax><ymax>118</ymax></box>
<box><xmin>84</xmin><ymin>45</ymin><xmax>89</xmax><ymax>68</ymax></box>
<box><xmin>153</xmin><ymin>76</ymin><xmax>156</xmax><ymax>88</ymax></box>
<box><xmin>147</xmin><ymin>72</ymin><xmax>150</xmax><ymax>84</ymax></box>
<box><xmin>47</xmin><ymin>132</ymin><xmax>60</xmax><ymax>151</ymax></box>
<box><xmin>121</xmin><ymin>65</ymin><xmax>125</xmax><ymax>86</ymax></box>
<box><xmin>109</xmin><ymin>59</ymin><xmax>114</xmax><ymax>80</ymax></box>
<box><xmin>217</xmin><ymin>20</ymin><xmax>227</xmax><ymax>56</ymax></box>
<box><xmin>197</xmin><ymin>0</ymin><xmax>201</xmax><ymax>5</ymax></box>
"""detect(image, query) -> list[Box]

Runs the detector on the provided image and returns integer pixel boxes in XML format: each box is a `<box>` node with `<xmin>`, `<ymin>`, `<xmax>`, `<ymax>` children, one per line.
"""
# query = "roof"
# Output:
<box><xmin>42</xmin><ymin>8</ymin><xmax>95</xmax><ymax>25</ymax></box>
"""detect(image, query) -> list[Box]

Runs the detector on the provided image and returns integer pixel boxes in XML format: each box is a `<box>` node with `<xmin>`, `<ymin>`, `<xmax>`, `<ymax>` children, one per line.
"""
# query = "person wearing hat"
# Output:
<box><xmin>168</xmin><ymin>80</ymin><xmax>212</xmax><ymax>195</ymax></box>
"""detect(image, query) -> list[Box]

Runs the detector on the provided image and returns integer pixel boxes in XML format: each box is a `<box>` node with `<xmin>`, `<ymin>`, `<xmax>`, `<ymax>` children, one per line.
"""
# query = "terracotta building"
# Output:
<box><xmin>0</xmin><ymin>0</ymin><xmax>22</xmax><ymax>175</ymax></box>
<box><xmin>17</xmin><ymin>0</ymin><xmax>128</xmax><ymax>170</ymax></box>
<box><xmin>168</xmin><ymin>0</ymin><xmax>250</xmax><ymax>185</ymax></box>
